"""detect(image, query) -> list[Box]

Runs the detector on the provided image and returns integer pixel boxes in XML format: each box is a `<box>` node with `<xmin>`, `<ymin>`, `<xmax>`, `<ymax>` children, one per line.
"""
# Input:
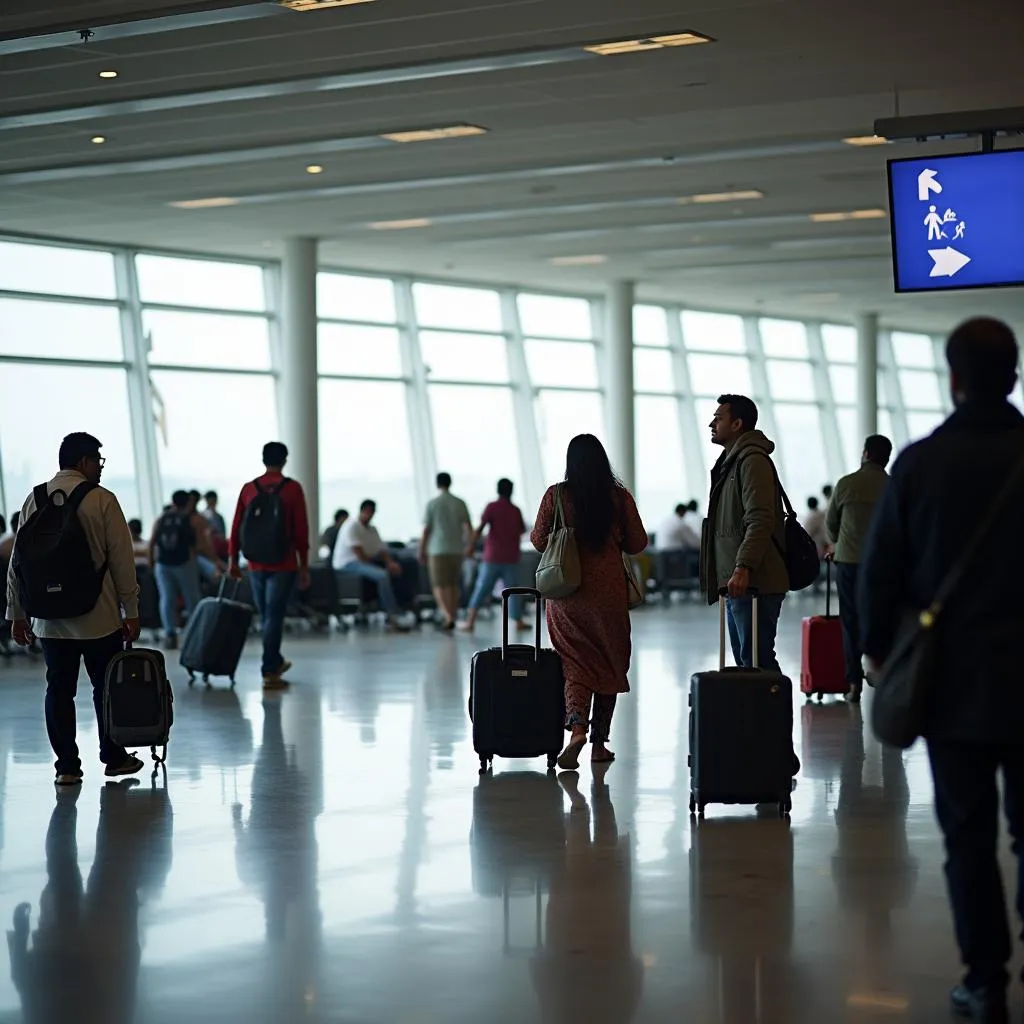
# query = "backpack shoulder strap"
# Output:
<box><xmin>66</xmin><ymin>481</ymin><xmax>99</xmax><ymax>513</ymax></box>
<box><xmin>32</xmin><ymin>483</ymin><xmax>51</xmax><ymax>510</ymax></box>
<box><xmin>252</xmin><ymin>479</ymin><xmax>266</xmax><ymax>495</ymax></box>
<box><xmin>738</xmin><ymin>449</ymin><xmax>795</xmax><ymax>517</ymax></box>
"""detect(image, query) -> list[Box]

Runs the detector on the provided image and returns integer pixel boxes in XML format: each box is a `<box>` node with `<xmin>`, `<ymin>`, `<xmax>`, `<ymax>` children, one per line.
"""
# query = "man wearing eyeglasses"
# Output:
<box><xmin>5</xmin><ymin>432</ymin><xmax>143</xmax><ymax>786</ymax></box>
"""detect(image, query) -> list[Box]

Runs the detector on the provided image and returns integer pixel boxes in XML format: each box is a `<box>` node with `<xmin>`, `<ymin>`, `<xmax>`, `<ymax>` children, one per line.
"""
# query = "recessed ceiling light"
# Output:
<box><xmin>305</xmin><ymin>164</ymin><xmax>324</xmax><ymax>174</ymax></box>
<box><xmin>843</xmin><ymin>135</ymin><xmax>888</xmax><ymax>147</ymax></box>
<box><xmin>280</xmin><ymin>0</ymin><xmax>376</xmax><ymax>10</ymax></box>
<box><xmin>549</xmin><ymin>254</ymin><xmax>607</xmax><ymax>266</ymax></box>
<box><xmin>98</xmin><ymin>70</ymin><xmax>118</xmax><ymax>79</ymax></box>
<box><xmin>380</xmin><ymin>124</ymin><xmax>488</xmax><ymax>144</ymax></box>
<box><xmin>584</xmin><ymin>31</ymin><xmax>712</xmax><ymax>56</ymax></box>
<box><xmin>678</xmin><ymin>189</ymin><xmax>763</xmax><ymax>205</ymax></box>
<box><xmin>810</xmin><ymin>208</ymin><xmax>887</xmax><ymax>222</ymax></box>
<box><xmin>369</xmin><ymin>218</ymin><xmax>432</xmax><ymax>230</ymax></box>
<box><xmin>90</xmin><ymin>135</ymin><xmax>106</xmax><ymax>144</ymax></box>
<box><xmin>169</xmin><ymin>196</ymin><xmax>240</xmax><ymax>209</ymax></box>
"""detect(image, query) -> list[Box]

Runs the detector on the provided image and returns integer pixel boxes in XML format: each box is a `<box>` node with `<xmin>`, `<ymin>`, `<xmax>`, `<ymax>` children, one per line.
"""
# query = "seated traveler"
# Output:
<box><xmin>332</xmin><ymin>499</ymin><xmax>413</xmax><ymax>631</ymax></box>
<box><xmin>656</xmin><ymin>503</ymin><xmax>700</xmax><ymax>551</ymax></box>
<box><xmin>319</xmin><ymin>508</ymin><xmax>349</xmax><ymax>562</ymax></box>
<box><xmin>128</xmin><ymin>518</ymin><xmax>150</xmax><ymax>567</ymax></box>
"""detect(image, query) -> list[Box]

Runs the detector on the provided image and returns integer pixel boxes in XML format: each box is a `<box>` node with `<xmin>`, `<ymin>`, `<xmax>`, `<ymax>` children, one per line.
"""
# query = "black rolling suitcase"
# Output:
<box><xmin>469</xmin><ymin>587</ymin><xmax>565</xmax><ymax>774</ymax></box>
<box><xmin>179</xmin><ymin>578</ymin><xmax>252</xmax><ymax>688</ymax></box>
<box><xmin>689</xmin><ymin>590</ymin><xmax>794</xmax><ymax>818</ymax></box>
<box><xmin>103</xmin><ymin>643</ymin><xmax>173</xmax><ymax>766</ymax></box>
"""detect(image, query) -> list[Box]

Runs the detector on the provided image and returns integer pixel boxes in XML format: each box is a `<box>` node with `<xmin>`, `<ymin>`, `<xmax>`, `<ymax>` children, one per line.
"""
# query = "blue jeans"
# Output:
<box><xmin>154</xmin><ymin>560</ymin><xmax>201</xmax><ymax>638</ymax></box>
<box><xmin>340</xmin><ymin>560</ymin><xmax>398</xmax><ymax>615</ymax></box>
<box><xmin>250</xmin><ymin>570</ymin><xmax>296</xmax><ymax>676</ymax></box>
<box><xmin>726</xmin><ymin>593</ymin><xmax>785</xmax><ymax>671</ymax></box>
<box><xmin>467</xmin><ymin>562</ymin><xmax>522</xmax><ymax>620</ymax></box>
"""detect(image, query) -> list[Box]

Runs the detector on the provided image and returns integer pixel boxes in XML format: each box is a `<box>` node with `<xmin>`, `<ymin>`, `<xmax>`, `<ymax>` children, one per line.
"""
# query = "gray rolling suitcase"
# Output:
<box><xmin>688</xmin><ymin>590</ymin><xmax>795</xmax><ymax>818</ymax></box>
<box><xmin>179</xmin><ymin>578</ymin><xmax>252</xmax><ymax>687</ymax></box>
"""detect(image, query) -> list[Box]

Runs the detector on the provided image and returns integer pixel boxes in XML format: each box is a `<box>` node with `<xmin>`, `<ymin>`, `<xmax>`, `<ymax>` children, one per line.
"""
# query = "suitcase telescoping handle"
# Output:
<box><xmin>825</xmin><ymin>554</ymin><xmax>833</xmax><ymax>618</ymax></box>
<box><xmin>500</xmin><ymin>587</ymin><xmax>542</xmax><ymax>663</ymax></box>
<box><xmin>216</xmin><ymin>576</ymin><xmax>242</xmax><ymax>601</ymax></box>
<box><xmin>717</xmin><ymin>586</ymin><xmax>759</xmax><ymax>671</ymax></box>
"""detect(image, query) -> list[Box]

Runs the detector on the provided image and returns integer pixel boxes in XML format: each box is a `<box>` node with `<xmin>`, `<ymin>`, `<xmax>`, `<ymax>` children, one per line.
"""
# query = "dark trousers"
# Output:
<box><xmin>40</xmin><ymin>631</ymin><xmax>128</xmax><ymax>776</ymax></box>
<box><xmin>927</xmin><ymin>739</ymin><xmax>1024</xmax><ymax>990</ymax></box>
<box><xmin>834</xmin><ymin>562</ymin><xmax>864</xmax><ymax>687</ymax></box>
<box><xmin>250</xmin><ymin>570</ymin><xmax>297</xmax><ymax>676</ymax></box>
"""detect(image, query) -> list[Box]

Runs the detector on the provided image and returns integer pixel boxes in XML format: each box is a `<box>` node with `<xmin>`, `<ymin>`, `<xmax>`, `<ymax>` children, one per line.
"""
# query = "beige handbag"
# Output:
<box><xmin>535</xmin><ymin>485</ymin><xmax>581</xmax><ymax>599</ymax></box>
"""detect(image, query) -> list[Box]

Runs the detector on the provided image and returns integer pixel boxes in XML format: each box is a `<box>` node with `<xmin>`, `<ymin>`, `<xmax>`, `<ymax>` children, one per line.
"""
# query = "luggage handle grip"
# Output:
<box><xmin>501</xmin><ymin>587</ymin><xmax>542</xmax><ymax>662</ymax></box>
<box><xmin>717</xmin><ymin>586</ymin><xmax>760</xmax><ymax>671</ymax></box>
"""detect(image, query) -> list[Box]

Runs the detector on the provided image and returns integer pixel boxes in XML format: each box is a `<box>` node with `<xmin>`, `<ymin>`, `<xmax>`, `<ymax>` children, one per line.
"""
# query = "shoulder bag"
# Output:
<box><xmin>872</xmin><ymin>445</ymin><xmax>1024</xmax><ymax>749</ymax></box>
<box><xmin>619</xmin><ymin>495</ymin><xmax>645</xmax><ymax>609</ymax></box>
<box><xmin>535</xmin><ymin>485</ymin><xmax>581</xmax><ymax>599</ymax></box>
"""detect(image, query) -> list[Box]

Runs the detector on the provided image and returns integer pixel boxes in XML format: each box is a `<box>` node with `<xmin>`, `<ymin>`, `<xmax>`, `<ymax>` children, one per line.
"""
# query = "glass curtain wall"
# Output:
<box><xmin>5</xmin><ymin>231</ymin><xmax>1019</xmax><ymax>548</ymax></box>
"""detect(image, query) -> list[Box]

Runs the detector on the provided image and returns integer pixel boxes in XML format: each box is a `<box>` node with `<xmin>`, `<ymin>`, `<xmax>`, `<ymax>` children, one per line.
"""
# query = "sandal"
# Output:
<box><xmin>591</xmin><ymin>750</ymin><xmax>616</xmax><ymax>764</ymax></box>
<box><xmin>557</xmin><ymin>735</ymin><xmax>587</xmax><ymax>770</ymax></box>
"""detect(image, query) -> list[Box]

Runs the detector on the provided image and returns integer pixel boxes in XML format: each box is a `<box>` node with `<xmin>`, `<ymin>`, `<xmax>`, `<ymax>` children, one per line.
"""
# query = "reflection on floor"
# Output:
<box><xmin>0</xmin><ymin>600</ymin><xmax>1016</xmax><ymax>1022</ymax></box>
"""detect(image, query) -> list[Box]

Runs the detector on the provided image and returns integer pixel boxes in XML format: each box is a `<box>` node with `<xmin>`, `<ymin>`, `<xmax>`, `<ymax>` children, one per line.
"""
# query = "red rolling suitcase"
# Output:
<box><xmin>800</xmin><ymin>558</ymin><xmax>847</xmax><ymax>702</ymax></box>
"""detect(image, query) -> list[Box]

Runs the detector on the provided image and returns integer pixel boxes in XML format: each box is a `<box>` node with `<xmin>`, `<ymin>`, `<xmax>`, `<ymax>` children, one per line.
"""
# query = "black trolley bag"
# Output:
<box><xmin>688</xmin><ymin>588</ymin><xmax>794</xmax><ymax>818</ymax></box>
<box><xmin>103</xmin><ymin>643</ymin><xmax>173</xmax><ymax>767</ymax></box>
<box><xmin>469</xmin><ymin>587</ymin><xmax>565</xmax><ymax>774</ymax></box>
<box><xmin>179</xmin><ymin>577</ymin><xmax>253</xmax><ymax>688</ymax></box>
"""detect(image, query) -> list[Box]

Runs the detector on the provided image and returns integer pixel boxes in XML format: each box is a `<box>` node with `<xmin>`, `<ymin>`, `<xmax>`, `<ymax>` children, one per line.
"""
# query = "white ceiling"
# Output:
<box><xmin>1</xmin><ymin>0</ymin><xmax>1023</xmax><ymax>331</ymax></box>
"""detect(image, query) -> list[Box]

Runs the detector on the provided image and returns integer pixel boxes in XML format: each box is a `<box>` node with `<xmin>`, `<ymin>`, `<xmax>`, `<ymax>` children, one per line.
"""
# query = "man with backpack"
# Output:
<box><xmin>4</xmin><ymin>432</ymin><xmax>144</xmax><ymax>785</ymax></box>
<box><xmin>148</xmin><ymin>490</ymin><xmax>201</xmax><ymax>651</ymax></box>
<box><xmin>228</xmin><ymin>441</ymin><xmax>310</xmax><ymax>689</ymax></box>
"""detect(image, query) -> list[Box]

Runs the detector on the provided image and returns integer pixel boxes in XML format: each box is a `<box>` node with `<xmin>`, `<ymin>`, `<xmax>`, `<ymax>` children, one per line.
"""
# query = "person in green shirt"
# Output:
<box><xmin>419</xmin><ymin>472</ymin><xmax>472</xmax><ymax>632</ymax></box>
<box><xmin>825</xmin><ymin>433</ymin><xmax>893</xmax><ymax>702</ymax></box>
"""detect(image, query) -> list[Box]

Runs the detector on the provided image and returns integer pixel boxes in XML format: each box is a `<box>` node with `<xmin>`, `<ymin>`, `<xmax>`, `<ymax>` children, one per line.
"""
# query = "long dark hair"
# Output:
<box><xmin>564</xmin><ymin>433</ymin><xmax>621</xmax><ymax>551</ymax></box>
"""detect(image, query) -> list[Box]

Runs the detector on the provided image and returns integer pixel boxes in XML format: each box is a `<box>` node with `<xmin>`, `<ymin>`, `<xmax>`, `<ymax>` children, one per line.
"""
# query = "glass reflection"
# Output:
<box><xmin>8</xmin><ymin>780</ymin><xmax>173</xmax><ymax>1024</ymax></box>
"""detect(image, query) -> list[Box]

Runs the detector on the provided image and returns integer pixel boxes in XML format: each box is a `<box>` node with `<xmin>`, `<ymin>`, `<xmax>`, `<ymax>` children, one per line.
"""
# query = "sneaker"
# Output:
<box><xmin>104</xmin><ymin>754</ymin><xmax>145</xmax><ymax>778</ymax></box>
<box><xmin>385</xmin><ymin>618</ymin><xmax>412</xmax><ymax>634</ymax></box>
<box><xmin>54</xmin><ymin>773</ymin><xmax>83</xmax><ymax>787</ymax></box>
<box><xmin>263</xmin><ymin>674</ymin><xmax>288</xmax><ymax>690</ymax></box>
<box><xmin>277</xmin><ymin>659</ymin><xmax>293</xmax><ymax>678</ymax></box>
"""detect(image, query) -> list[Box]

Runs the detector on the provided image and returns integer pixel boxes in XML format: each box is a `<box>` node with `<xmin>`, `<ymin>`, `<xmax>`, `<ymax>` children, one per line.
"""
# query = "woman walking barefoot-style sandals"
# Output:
<box><xmin>556</xmin><ymin>727</ymin><xmax>616</xmax><ymax>769</ymax></box>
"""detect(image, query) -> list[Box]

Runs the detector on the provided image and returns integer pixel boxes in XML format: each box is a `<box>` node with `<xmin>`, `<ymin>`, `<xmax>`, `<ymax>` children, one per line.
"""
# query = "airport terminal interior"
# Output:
<box><xmin>1</xmin><ymin>0</ymin><xmax>1024</xmax><ymax>1020</ymax></box>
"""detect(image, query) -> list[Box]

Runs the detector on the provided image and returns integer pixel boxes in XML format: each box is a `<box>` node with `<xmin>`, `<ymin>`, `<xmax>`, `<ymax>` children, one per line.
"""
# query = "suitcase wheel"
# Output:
<box><xmin>230</xmin><ymin>677</ymin><xmax>236</xmax><ymax>689</ymax></box>
<box><xmin>546</xmin><ymin>753</ymin><xmax>558</xmax><ymax>772</ymax></box>
<box><xmin>688</xmin><ymin>795</ymin><xmax>696</xmax><ymax>815</ymax></box>
<box><xmin>478</xmin><ymin>756</ymin><xmax>491</xmax><ymax>774</ymax></box>
<box><xmin>778</xmin><ymin>797</ymin><xmax>792</xmax><ymax>818</ymax></box>
<box><xmin>804</xmin><ymin>692</ymin><xmax>813</xmax><ymax>703</ymax></box>
<box><xmin>187</xmin><ymin>670</ymin><xmax>195</xmax><ymax>687</ymax></box>
<box><xmin>816</xmin><ymin>692</ymin><xmax>824</xmax><ymax>703</ymax></box>
<box><xmin>202</xmin><ymin>674</ymin><xmax>211</xmax><ymax>687</ymax></box>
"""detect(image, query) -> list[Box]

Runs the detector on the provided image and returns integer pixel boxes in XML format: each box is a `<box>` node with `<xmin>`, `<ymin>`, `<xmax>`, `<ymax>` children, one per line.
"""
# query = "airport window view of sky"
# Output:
<box><xmin>3</xmin><ymin>236</ymin><xmax>1017</xmax><ymax>542</ymax></box>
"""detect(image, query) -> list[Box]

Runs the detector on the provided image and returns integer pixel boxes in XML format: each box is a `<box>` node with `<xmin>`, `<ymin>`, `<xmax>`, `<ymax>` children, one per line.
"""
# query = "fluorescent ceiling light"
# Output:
<box><xmin>369</xmin><ymin>218</ymin><xmax>432</xmax><ymax>230</ymax></box>
<box><xmin>380</xmin><ymin>124</ymin><xmax>487</xmax><ymax>144</ymax></box>
<box><xmin>686</xmin><ymin>189</ymin><xmax>764</xmax><ymax>204</ymax></box>
<box><xmin>843</xmin><ymin>135</ymin><xmax>888</xmax><ymax>146</ymax></box>
<box><xmin>280</xmin><ymin>0</ymin><xmax>376</xmax><ymax>10</ymax></box>
<box><xmin>585</xmin><ymin>32</ymin><xmax>712</xmax><ymax>55</ymax></box>
<box><xmin>549</xmin><ymin>254</ymin><xmax>607</xmax><ymax>266</ymax></box>
<box><xmin>306</xmin><ymin>164</ymin><xmax>324</xmax><ymax>174</ymax></box>
<box><xmin>98</xmin><ymin>70</ymin><xmax>118</xmax><ymax>79</ymax></box>
<box><xmin>170</xmin><ymin>196</ymin><xmax>240</xmax><ymax>209</ymax></box>
<box><xmin>810</xmin><ymin>208</ymin><xmax>887</xmax><ymax>222</ymax></box>
<box><xmin>90</xmin><ymin>135</ymin><xmax>106</xmax><ymax>144</ymax></box>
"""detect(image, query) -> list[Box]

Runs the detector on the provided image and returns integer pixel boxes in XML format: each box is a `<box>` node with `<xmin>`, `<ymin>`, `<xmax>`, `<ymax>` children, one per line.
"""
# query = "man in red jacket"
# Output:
<box><xmin>229</xmin><ymin>442</ymin><xmax>310</xmax><ymax>689</ymax></box>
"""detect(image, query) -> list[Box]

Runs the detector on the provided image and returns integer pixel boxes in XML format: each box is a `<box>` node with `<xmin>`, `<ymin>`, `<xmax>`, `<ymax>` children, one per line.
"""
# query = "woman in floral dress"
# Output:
<box><xmin>530</xmin><ymin>434</ymin><xmax>648</xmax><ymax>768</ymax></box>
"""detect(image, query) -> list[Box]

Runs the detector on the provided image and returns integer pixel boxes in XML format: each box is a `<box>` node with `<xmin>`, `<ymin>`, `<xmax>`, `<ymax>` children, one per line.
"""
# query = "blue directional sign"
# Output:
<box><xmin>887</xmin><ymin>148</ymin><xmax>1024</xmax><ymax>292</ymax></box>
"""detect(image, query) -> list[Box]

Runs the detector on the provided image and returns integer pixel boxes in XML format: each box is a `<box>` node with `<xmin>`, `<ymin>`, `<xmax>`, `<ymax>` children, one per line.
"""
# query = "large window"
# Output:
<box><xmin>0</xmin><ymin>298</ymin><xmax>123</xmax><ymax>361</ymax></box>
<box><xmin>318</xmin><ymin>380</ymin><xmax>417</xmax><ymax>539</ymax></box>
<box><xmin>144</xmin><ymin>309</ymin><xmax>271</xmax><ymax>371</ymax></box>
<box><xmin>636</xmin><ymin>396</ymin><xmax>689</xmax><ymax>524</ymax></box>
<box><xmin>517</xmin><ymin>293</ymin><xmax>592</xmax><ymax>339</ymax></box>
<box><xmin>535</xmin><ymin>390</ymin><xmax>604</xmax><ymax>484</ymax></box>
<box><xmin>136</xmin><ymin>254</ymin><xmax>265</xmax><ymax>311</ymax></box>
<box><xmin>0</xmin><ymin>365</ymin><xmax>138</xmax><ymax>517</ymax></box>
<box><xmin>0</xmin><ymin>239</ymin><xmax>116</xmax><ymax>299</ymax></box>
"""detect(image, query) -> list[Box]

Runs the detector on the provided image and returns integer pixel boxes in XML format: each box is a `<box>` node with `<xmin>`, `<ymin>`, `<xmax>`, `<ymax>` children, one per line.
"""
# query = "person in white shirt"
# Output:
<box><xmin>332</xmin><ymin>498</ymin><xmax>410</xmax><ymax>631</ymax></box>
<box><xmin>802</xmin><ymin>496</ymin><xmax>829</xmax><ymax>557</ymax></box>
<box><xmin>656</xmin><ymin>503</ymin><xmax>701</xmax><ymax>551</ymax></box>
<box><xmin>5</xmin><ymin>432</ymin><xmax>143</xmax><ymax>786</ymax></box>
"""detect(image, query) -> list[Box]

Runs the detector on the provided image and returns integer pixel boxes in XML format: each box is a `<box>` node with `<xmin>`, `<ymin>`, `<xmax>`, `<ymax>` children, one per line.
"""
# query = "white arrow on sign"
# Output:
<box><xmin>918</xmin><ymin>168</ymin><xmax>942</xmax><ymax>201</ymax></box>
<box><xmin>929</xmin><ymin>246</ymin><xmax>971</xmax><ymax>278</ymax></box>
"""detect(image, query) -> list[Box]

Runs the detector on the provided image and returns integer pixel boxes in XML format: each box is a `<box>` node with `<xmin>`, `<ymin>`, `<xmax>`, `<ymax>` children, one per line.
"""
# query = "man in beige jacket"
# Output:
<box><xmin>6</xmin><ymin>432</ymin><xmax>143</xmax><ymax>785</ymax></box>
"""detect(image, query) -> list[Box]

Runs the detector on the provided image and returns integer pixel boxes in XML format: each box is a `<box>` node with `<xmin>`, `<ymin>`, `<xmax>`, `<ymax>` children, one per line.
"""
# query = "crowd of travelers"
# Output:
<box><xmin>2</xmin><ymin>316</ymin><xmax>1023</xmax><ymax>1022</ymax></box>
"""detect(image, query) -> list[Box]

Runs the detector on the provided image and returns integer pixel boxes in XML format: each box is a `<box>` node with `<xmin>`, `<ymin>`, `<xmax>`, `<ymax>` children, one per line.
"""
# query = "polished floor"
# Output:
<box><xmin>0</xmin><ymin>598</ymin><xmax>1019</xmax><ymax>1023</ymax></box>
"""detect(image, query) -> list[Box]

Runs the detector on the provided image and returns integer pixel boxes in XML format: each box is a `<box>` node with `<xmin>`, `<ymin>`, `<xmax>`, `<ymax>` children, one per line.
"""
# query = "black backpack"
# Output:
<box><xmin>742</xmin><ymin>452</ymin><xmax>821</xmax><ymax>592</ymax></box>
<box><xmin>13</xmin><ymin>482</ymin><xmax>107</xmax><ymax>620</ymax></box>
<box><xmin>240</xmin><ymin>479</ymin><xmax>290</xmax><ymax>565</ymax></box>
<box><xmin>155</xmin><ymin>510</ymin><xmax>194</xmax><ymax>566</ymax></box>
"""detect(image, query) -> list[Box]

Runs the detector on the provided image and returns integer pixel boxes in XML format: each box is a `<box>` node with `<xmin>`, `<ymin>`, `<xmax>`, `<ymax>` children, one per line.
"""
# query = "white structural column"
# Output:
<box><xmin>604</xmin><ymin>280</ymin><xmax>636</xmax><ymax>491</ymax></box>
<box><xmin>856</xmin><ymin>311</ymin><xmax>879</xmax><ymax>441</ymax></box>
<box><xmin>278</xmin><ymin>237</ymin><xmax>320</xmax><ymax>526</ymax></box>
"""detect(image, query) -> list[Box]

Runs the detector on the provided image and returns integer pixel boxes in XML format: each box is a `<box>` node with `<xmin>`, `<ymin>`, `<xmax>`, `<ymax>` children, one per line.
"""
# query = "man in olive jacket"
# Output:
<box><xmin>700</xmin><ymin>394</ymin><xmax>789</xmax><ymax>670</ymax></box>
